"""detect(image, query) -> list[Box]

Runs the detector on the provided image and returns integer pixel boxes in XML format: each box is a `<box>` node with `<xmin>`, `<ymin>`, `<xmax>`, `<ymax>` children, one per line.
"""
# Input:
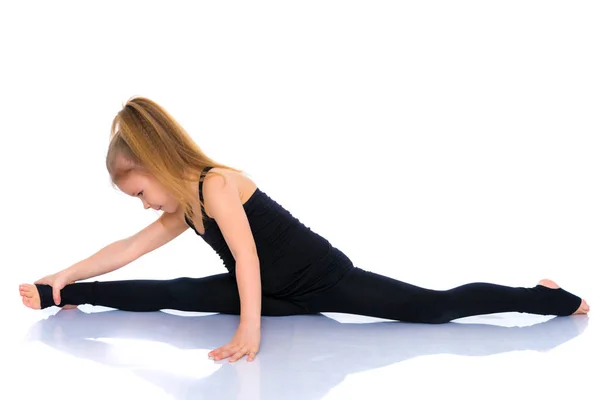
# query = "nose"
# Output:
<box><xmin>143</xmin><ymin>200</ymin><xmax>151</xmax><ymax>210</ymax></box>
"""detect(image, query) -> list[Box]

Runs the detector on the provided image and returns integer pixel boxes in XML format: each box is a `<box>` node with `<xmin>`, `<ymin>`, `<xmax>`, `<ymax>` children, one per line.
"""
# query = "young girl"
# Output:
<box><xmin>19</xmin><ymin>96</ymin><xmax>590</xmax><ymax>363</ymax></box>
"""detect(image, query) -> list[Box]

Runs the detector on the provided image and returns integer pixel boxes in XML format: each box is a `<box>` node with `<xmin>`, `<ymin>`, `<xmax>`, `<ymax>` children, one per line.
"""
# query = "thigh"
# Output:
<box><xmin>169</xmin><ymin>273</ymin><xmax>312</xmax><ymax>316</ymax></box>
<box><xmin>302</xmin><ymin>267</ymin><xmax>441</xmax><ymax>322</ymax></box>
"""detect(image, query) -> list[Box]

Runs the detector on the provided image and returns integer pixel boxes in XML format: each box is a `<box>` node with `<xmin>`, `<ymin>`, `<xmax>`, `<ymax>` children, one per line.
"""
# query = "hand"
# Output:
<box><xmin>208</xmin><ymin>322</ymin><xmax>261</xmax><ymax>363</ymax></box>
<box><xmin>34</xmin><ymin>272</ymin><xmax>74</xmax><ymax>306</ymax></box>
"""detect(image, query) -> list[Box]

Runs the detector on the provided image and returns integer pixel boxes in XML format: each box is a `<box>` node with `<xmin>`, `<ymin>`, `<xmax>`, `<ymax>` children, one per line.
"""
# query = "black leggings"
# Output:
<box><xmin>35</xmin><ymin>266</ymin><xmax>582</xmax><ymax>323</ymax></box>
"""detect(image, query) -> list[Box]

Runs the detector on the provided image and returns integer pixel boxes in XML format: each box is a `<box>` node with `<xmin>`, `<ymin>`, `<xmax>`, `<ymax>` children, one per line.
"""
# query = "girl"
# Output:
<box><xmin>19</xmin><ymin>96</ymin><xmax>590</xmax><ymax>363</ymax></box>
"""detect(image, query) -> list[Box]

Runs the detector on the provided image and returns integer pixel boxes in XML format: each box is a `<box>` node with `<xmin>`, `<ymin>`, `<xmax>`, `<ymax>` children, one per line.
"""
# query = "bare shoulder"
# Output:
<box><xmin>202</xmin><ymin>167</ymin><xmax>257</xmax><ymax>218</ymax></box>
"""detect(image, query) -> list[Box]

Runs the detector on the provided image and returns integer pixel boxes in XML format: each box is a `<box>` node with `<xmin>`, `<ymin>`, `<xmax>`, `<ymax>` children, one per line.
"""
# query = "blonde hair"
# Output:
<box><xmin>106</xmin><ymin>96</ymin><xmax>243</xmax><ymax>227</ymax></box>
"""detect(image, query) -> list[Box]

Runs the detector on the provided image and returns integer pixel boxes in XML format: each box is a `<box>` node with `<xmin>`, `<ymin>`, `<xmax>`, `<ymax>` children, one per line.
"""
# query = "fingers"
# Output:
<box><xmin>209</xmin><ymin>346</ymin><xmax>230</xmax><ymax>361</ymax></box>
<box><xmin>209</xmin><ymin>346</ymin><xmax>258</xmax><ymax>362</ymax></box>
<box><xmin>208</xmin><ymin>348</ymin><xmax>218</xmax><ymax>358</ymax></box>
<box><xmin>52</xmin><ymin>287</ymin><xmax>61</xmax><ymax>306</ymax></box>
<box><xmin>229</xmin><ymin>348</ymin><xmax>258</xmax><ymax>362</ymax></box>
<box><xmin>210</xmin><ymin>346</ymin><xmax>234</xmax><ymax>361</ymax></box>
<box><xmin>229</xmin><ymin>349</ymin><xmax>249</xmax><ymax>363</ymax></box>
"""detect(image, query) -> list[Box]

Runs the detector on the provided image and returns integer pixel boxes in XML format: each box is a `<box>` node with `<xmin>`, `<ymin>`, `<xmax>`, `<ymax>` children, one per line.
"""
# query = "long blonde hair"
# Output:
<box><xmin>106</xmin><ymin>96</ymin><xmax>243</xmax><ymax>227</ymax></box>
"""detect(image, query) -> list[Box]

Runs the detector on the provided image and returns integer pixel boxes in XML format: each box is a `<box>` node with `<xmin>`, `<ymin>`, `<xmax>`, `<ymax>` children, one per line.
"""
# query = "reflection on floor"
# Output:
<box><xmin>7</xmin><ymin>304</ymin><xmax>596</xmax><ymax>400</ymax></box>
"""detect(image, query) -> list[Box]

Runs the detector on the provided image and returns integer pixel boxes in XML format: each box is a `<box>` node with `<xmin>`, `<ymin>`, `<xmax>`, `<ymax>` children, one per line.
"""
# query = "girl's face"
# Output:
<box><xmin>116</xmin><ymin>171</ymin><xmax>178</xmax><ymax>213</ymax></box>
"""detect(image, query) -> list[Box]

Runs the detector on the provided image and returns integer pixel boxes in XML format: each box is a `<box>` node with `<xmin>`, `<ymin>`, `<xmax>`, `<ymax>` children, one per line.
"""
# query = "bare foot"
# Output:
<box><xmin>538</xmin><ymin>279</ymin><xmax>590</xmax><ymax>315</ymax></box>
<box><xmin>19</xmin><ymin>284</ymin><xmax>77</xmax><ymax>310</ymax></box>
<box><xmin>19</xmin><ymin>284</ymin><xmax>41</xmax><ymax>309</ymax></box>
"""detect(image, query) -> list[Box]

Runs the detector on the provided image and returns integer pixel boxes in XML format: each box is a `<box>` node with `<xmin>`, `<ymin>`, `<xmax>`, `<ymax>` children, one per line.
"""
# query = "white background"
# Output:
<box><xmin>1</xmin><ymin>1</ymin><xmax>598</xmax><ymax>399</ymax></box>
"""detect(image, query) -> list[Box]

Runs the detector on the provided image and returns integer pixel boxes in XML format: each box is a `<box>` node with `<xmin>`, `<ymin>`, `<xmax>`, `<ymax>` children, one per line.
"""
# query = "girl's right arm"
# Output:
<box><xmin>63</xmin><ymin>209</ymin><xmax>190</xmax><ymax>282</ymax></box>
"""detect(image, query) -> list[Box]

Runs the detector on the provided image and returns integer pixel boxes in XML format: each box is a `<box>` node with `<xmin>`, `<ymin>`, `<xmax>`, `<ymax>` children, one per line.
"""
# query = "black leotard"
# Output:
<box><xmin>184</xmin><ymin>166</ymin><xmax>353</xmax><ymax>297</ymax></box>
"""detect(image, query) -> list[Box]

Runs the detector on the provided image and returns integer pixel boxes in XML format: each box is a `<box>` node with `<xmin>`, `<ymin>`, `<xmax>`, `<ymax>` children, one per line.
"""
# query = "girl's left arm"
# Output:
<box><xmin>202</xmin><ymin>173</ymin><xmax>263</xmax><ymax>362</ymax></box>
<box><xmin>236</xmin><ymin>257</ymin><xmax>262</xmax><ymax>326</ymax></box>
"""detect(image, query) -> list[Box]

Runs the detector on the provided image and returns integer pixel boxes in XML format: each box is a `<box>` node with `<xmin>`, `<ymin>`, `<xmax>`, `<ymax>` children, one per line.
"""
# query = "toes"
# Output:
<box><xmin>583</xmin><ymin>300</ymin><xmax>590</xmax><ymax>312</ymax></box>
<box><xmin>537</xmin><ymin>279</ymin><xmax>560</xmax><ymax>289</ymax></box>
<box><xmin>21</xmin><ymin>286</ymin><xmax>40</xmax><ymax>309</ymax></box>
<box><xmin>19</xmin><ymin>284</ymin><xmax>33</xmax><ymax>293</ymax></box>
<box><xmin>574</xmin><ymin>300</ymin><xmax>590</xmax><ymax>314</ymax></box>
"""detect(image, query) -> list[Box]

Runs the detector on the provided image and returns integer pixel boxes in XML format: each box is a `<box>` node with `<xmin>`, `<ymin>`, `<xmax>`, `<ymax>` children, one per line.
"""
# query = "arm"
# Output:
<box><xmin>203</xmin><ymin>174</ymin><xmax>262</xmax><ymax>325</ymax></box>
<box><xmin>203</xmin><ymin>173</ymin><xmax>262</xmax><ymax>362</ymax></box>
<box><xmin>235</xmin><ymin>258</ymin><xmax>262</xmax><ymax>326</ymax></box>
<box><xmin>62</xmin><ymin>208</ymin><xmax>190</xmax><ymax>282</ymax></box>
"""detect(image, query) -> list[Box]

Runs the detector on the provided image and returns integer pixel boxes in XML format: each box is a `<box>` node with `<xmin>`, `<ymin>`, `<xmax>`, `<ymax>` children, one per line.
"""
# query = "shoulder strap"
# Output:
<box><xmin>198</xmin><ymin>166</ymin><xmax>213</xmax><ymax>218</ymax></box>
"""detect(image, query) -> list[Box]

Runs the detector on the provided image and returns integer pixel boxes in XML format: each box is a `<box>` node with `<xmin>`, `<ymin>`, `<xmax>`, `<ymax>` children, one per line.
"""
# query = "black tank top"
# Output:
<box><xmin>184</xmin><ymin>166</ymin><xmax>353</xmax><ymax>297</ymax></box>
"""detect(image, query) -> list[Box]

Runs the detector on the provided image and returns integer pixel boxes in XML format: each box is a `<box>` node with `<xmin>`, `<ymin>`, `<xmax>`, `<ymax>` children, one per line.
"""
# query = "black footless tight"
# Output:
<box><xmin>35</xmin><ymin>266</ymin><xmax>582</xmax><ymax>323</ymax></box>
<box><xmin>299</xmin><ymin>268</ymin><xmax>582</xmax><ymax>323</ymax></box>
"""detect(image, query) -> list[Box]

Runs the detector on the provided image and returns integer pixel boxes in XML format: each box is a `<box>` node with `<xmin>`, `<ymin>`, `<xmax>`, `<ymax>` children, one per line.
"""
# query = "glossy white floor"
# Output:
<box><xmin>4</xmin><ymin>283</ymin><xmax>596</xmax><ymax>400</ymax></box>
